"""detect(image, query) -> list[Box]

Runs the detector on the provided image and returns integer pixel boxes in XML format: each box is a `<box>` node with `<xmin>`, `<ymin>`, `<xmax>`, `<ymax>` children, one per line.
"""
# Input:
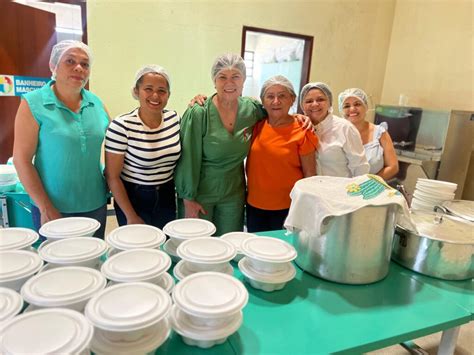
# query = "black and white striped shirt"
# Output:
<box><xmin>105</xmin><ymin>108</ymin><xmax>181</xmax><ymax>185</ymax></box>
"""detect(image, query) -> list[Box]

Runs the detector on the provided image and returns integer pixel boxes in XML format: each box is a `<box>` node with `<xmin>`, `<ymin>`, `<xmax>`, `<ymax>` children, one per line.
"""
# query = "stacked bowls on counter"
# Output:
<box><xmin>85</xmin><ymin>282</ymin><xmax>172</xmax><ymax>354</ymax></box>
<box><xmin>101</xmin><ymin>248</ymin><xmax>175</xmax><ymax>293</ymax></box>
<box><xmin>163</xmin><ymin>219</ymin><xmax>216</xmax><ymax>262</ymax></box>
<box><xmin>411</xmin><ymin>178</ymin><xmax>457</xmax><ymax>212</ymax></box>
<box><xmin>174</xmin><ymin>237</ymin><xmax>236</xmax><ymax>280</ymax></box>
<box><xmin>0</xmin><ymin>164</ymin><xmax>18</xmax><ymax>193</ymax></box>
<box><xmin>106</xmin><ymin>224</ymin><xmax>166</xmax><ymax>257</ymax></box>
<box><xmin>220</xmin><ymin>231</ymin><xmax>257</xmax><ymax>261</ymax></box>
<box><xmin>170</xmin><ymin>272</ymin><xmax>248</xmax><ymax>348</ymax></box>
<box><xmin>239</xmin><ymin>236</ymin><xmax>297</xmax><ymax>292</ymax></box>
<box><xmin>39</xmin><ymin>217</ymin><xmax>101</xmax><ymax>241</ymax></box>
<box><xmin>0</xmin><ymin>250</ymin><xmax>43</xmax><ymax>291</ymax></box>
<box><xmin>0</xmin><ymin>288</ymin><xmax>23</xmax><ymax>324</ymax></box>
<box><xmin>0</xmin><ymin>228</ymin><xmax>39</xmax><ymax>252</ymax></box>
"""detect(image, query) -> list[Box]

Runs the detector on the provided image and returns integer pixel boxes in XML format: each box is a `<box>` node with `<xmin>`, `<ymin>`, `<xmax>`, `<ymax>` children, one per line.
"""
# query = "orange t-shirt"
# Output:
<box><xmin>246</xmin><ymin>119</ymin><xmax>318</xmax><ymax>210</ymax></box>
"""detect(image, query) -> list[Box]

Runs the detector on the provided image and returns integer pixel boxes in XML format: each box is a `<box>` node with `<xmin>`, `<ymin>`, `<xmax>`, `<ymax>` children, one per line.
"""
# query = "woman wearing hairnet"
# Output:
<box><xmin>246</xmin><ymin>76</ymin><xmax>317</xmax><ymax>232</ymax></box>
<box><xmin>13</xmin><ymin>40</ymin><xmax>109</xmax><ymax>237</ymax></box>
<box><xmin>175</xmin><ymin>54</ymin><xmax>266</xmax><ymax>235</ymax></box>
<box><xmin>105</xmin><ymin>65</ymin><xmax>180</xmax><ymax>227</ymax></box>
<box><xmin>299</xmin><ymin>82</ymin><xmax>369</xmax><ymax>177</ymax></box>
<box><xmin>338</xmin><ymin>88</ymin><xmax>399</xmax><ymax>180</ymax></box>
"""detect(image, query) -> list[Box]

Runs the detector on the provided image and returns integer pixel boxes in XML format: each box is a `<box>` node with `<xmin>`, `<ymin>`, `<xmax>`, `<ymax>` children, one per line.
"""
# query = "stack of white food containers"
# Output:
<box><xmin>0</xmin><ymin>308</ymin><xmax>93</xmax><ymax>354</ymax></box>
<box><xmin>0</xmin><ymin>288</ymin><xmax>23</xmax><ymax>324</ymax></box>
<box><xmin>106</xmin><ymin>224</ymin><xmax>166</xmax><ymax>257</ymax></box>
<box><xmin>170</xmin><ymin>272</ymin><xmax>248</xmax><ymax>348</ymax></box>
<box><xmin>0</xmin><ymin>250</ymin><xmax>43</xmax><ymax>291</ymax></box>
<box><xmin>220</xmin><ymin>232</ymin><xmax>257</xmax><ymax>261</ymax></box>
<box><xmin>0</xmin><ymin>228</ymin><xmax>39</xmax><ymax>252</ymax></box>
<box><xmin>174</xmin><ymin>237</ymin><xmax>236</xmax><ymax>280</ymax></box>
<box><xmin>101</xmin><ymin>248</ymin><xmax>174</xmax><ymax>293</ymax></box>
<box><xmin>85</xmin><ymin>282</ymin><xmax>172</xmax><ymax>354</ymax></box>
<box><xmin>21</xmin><ymin>267</ymin><xmax>106</xmax><ymax>312</ymax></box>
<box><xmin>0</xmin><ymin>165</ymin><xmax>18</xmax><ymax>193</ymax></box>
<box><xmin>163</xmin><ymin>219</ymin><xmax>216</xmax><ymax>262</ymax></box>
<box><xmin>239</xmin><ymin>236</ymin><xmax>297</xmax><ymax>292</ymax></box>
<box><xmin>39</xmin><ymin>217</ymin><xmax>101</xmax><ymax>241</ymax></box>
<box><xmin>38</xmin><ymin>237</ymin><xmax>107</xmax><ymax>270</ymax></box>
<box><xmin>411</xmin><ymin>178</ymin><xmax>457</xmax><ymax>212</ymax></box>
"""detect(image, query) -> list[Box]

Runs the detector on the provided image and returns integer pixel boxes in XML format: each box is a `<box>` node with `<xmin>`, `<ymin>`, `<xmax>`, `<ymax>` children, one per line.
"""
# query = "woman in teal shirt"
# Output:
<box><xmin>13</xmin><ymin>40</ymin><xmax>109</xmax><ymax>237</ymax></box>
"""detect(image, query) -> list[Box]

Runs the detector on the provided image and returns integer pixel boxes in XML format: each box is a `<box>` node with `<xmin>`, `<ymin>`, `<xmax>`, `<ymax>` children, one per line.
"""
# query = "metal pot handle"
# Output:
<box><xmin>433</xmin><ymin>205</ymin><xmax>447</xmax><ymax>224</ymax></box>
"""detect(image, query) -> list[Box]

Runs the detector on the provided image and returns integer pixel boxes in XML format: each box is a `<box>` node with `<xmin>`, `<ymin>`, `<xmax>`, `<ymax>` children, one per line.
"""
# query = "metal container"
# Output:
<box><xmin>293</xmin><ymin>205</ymin><xmax>399</xmax><ymax>285</ymax></box>
<box><xmin>392</xmin><ymin>210</ymin><xmax>473</xmax><ymax>280</ymax></box>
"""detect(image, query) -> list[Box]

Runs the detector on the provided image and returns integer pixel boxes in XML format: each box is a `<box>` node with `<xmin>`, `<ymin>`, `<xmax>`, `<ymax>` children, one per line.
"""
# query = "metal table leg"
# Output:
<box><xmin>437</xmin><ymin>326</ymin><xmax>461</xmax><ymax>355</ymax></box>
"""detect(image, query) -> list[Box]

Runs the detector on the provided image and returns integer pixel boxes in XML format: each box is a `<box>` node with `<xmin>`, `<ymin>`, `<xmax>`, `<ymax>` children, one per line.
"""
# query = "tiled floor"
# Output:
<box><xmin>105</xmin><ymin>213</ymin><xmax>473</xmax><ymax>354</ymax></box>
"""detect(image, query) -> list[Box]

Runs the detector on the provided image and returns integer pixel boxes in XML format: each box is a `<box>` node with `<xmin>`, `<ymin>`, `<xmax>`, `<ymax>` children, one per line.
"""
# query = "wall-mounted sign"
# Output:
<box><xmin>0</xmin><ymin>75</ymin><xmax>49</xmax><ymax>97</ymax></box>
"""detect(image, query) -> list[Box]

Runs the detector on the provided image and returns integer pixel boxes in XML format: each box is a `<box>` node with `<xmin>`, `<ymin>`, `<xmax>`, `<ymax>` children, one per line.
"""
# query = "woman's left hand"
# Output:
<box><xmin>293</xmin><ymin>114</ymin><xmax>314</xmax><ymax>132</ymax></box>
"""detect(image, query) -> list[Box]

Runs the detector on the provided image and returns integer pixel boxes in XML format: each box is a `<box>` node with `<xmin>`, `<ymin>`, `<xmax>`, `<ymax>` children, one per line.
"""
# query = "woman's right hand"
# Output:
<box><xmin>40</xmin><ymin>206</ymin><xmax>62</xmax><ymax>226</ymax></box>
<box><xmin>188</xmin><ymin>94</ymin><xmax>208</xmax><ymax>107</ymax></box>
<box><xmin>183</xmin><ymin>199</ymin><xmax>207</xmax><ymax>218</ymax></box>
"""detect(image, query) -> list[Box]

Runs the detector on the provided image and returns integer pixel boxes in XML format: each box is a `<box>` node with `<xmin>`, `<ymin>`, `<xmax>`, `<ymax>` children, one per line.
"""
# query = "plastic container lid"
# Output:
<box><xmin>101</xmin><ymin>248</ymin><xmax>171</xmax><ymax>282</ymax></box>
<box><xmin>0</xmin><ymin>308</ymin><xmax>93</xmax><ymax>354</ymax></box>
<box><xmin>90</xmin><ymin>319</ymin><xmax>171</xmax><ymax>355</ymax></box>
<box><xmin>39</xmin><ymin>217</ymin><xmax>100</xmax><ymax>237</ymax></box>
<box><xmin>21</xmin><ymin>266</ymin><xmax>106</xmax><ymax>308</ymax></box>
<box><xmin>163</xmin><ymin>218</ymin><xmax>216</xmax><ymax>239</ymax></box>
<box><xmin>39</xmin><ymin>237</ymin><xmax>107</xmax><ymax>264</ymax></box>
<box><xmin>173</xmin><ymin>261</ymin><xmax>233</xmax><ymax>281</ymax></box>
<box><xmin>241</xmin><ymin>236</ymin><xmax>297</xmax><ymax>263</ymax></box>
<box><xmin>177</xmin><ymin>237</ymin><xmax>236</xmax><ymax>264</ymax></box>
<box><xmin>173</xmin><ymin>272</ymin><xmax>248</xmax><ymax>318</ymax></box>
<box><xmin>0</xmin><ymin>228</ymin><xmax>39</xmax><ymax>251</ymax></box>
<box><xmin>0</xmin><ymin>287</ymin><xmax>23</xmax><ymax>323</ymax></box>
<box><xmin>238</xmin><ymin>257</ymin><xmax>296</xmax><ymax>283</ymax></box>
<box><xmin>220</xmin><ymin>232</ymin><xmax>256</xmax><ymax>252</ymax></box>
<box><xmin>85</xmin><ymin>282</ymin><xmax>172</xmax><ymax>332</ymax></box>
<box><xmin>0</xmin><ymin>250</ymin><xmax>43</xmax><ymax>282</ymax></box>
<box><xmin>106</xmin><ymin>225</ymin><xmax>166</xmax><ymax>250</ymax></box>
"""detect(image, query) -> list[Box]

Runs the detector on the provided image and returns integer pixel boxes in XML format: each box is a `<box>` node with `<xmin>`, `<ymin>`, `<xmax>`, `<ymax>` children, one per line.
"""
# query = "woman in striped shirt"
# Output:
<box><xmin>105</xmin><ymin>65</ymin><xmax>180</xmax><ymax>227</ymax></box>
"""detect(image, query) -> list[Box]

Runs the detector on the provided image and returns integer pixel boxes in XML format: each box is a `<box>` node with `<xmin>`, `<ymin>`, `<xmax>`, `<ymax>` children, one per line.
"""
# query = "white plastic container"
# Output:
<box><xmin>0</xmin><ymin>228</ymin><xmax>39</xmax><ymax>251</ymax></box>
<box><xmin>0</xmin><ymin>250</ymin><xmax>43</xmax><ymax>291</ymax></box>
<box><xmin>173</xmin><ymin>260</ymin><xmax>233</xmax><ymax>281</ymax></box>
<box><xmin>241</xmin><ymin>236</ymin><xmax>297</xmax><ymax>272</ymax></box>
<box><xmin>177</xmin><ymin>237</ymin><xmax>236</xmax><ymax>272</ymax></box>
<box><xmin>39</xmin><ymin>217</ymin><xmax>101</xmax><ymax>241</ymax></box>
<box><xmin>38</xmin><ymin>237</ymin><xmax>107</xmax><ymax>269</ymax></box>
<box><xmin>85</xmin><ymin>282</ymin><xmax>172</xmax><ymax>342</ymax></box>
<box><xmin>162</xmin><ymin>239</ymin><xmax>180</xmax><ymax>263</ymax></box>
<box><xmin>21</xmin><ymin>266</ymin><xmax>107</xmax><ymax>312</ymax></box>
<box><xmin>220</xmin><ymin>232</ymin><xmax>257</xmax><ymax>261</ymax></box>
<box><xmin>0</xmin><ymin>308</ymin><xmax>93</xmax><ymax>355</ymax></box>
<box><xmin>155</xmin><ymin>272</ymin><xmax>175</xmax><ymax>294</ymax></box>
<box><xmin>101</xmin><ymin>248</ymin><xmax>171</xmax><ymax>284</ymax></box>
<box><xmin>163</xmin><ymin>218</ymin><xmax>216</xmax><ymax>247</ymax></box>
<box><xmin>0</xmin><ymin>287</ymin><xmax>23</xmax><ymax>324</ymax></box>
<box><xmin>238</xmin><ymin>257</ymin><xmax>296</xmax><ymax>292</ymax></box>
<box><xmin>106</xmin><ymin>225</ymin><xmax>166</xmax><ymax>252</ymax></box>
<box><xmin>0</xmin><ymin>165</ymin><xmax>17</xmax><ymax>183</ymax></box>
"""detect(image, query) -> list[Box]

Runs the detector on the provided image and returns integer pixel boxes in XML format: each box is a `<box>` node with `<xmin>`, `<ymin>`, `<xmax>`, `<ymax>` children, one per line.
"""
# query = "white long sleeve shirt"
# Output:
<box><xmin>315</xmin><ymin>114</ymin><xmax>369</xmax><ymax>177</ymax></box>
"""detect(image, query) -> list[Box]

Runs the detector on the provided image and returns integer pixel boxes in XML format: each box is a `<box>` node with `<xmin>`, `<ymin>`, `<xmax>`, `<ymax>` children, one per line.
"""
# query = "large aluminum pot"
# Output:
<box><xmin>392</xmin><ymin>210</ymin><xmax>473</xmax><ymax>280</ymax></box>
<box><xmin>293</xmin><ymin>205</ymin><xmax>399</xmax><ymax>285</ymax></box>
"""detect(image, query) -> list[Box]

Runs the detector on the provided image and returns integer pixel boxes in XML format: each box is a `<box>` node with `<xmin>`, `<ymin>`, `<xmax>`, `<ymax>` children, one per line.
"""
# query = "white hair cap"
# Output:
<box><xmin>260</xmin><ymin>75</ymin><xmax>296</xmax><ymax>101</ymax></box>
<box><xmin>131</xmin><ymin>64</ymin><xmax>171</xmax><ymax>100</ymax></box>
<box><xmin>211</xmin><ymin>54</ymin><xmax>246</xmax><ymax>82</ymax></box>
<box><xmin>299</xmin><ymin>82</ymin><xmax>333</xmax><ymax>110</ymax></box>
<box><xmin>49</xmin><ymin>40</ymin><xmax>92</xmax><ymax>80</ymax></box>
<box><xmin>338</xmin><ymin>87</ymin><xmax>368</xmax><ymax>113</ymax></box>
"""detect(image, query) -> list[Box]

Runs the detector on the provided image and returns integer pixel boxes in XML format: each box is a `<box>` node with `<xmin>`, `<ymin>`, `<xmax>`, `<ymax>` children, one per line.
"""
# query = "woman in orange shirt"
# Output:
<box><xmin>246</xmin><ymin>75</ymin><xmax>318</xmax><ymax>232</ymax></box>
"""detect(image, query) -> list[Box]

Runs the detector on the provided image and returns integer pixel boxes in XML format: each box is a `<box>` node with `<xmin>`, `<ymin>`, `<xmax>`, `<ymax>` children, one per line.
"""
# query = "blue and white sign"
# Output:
<box><xmin>0</xmin><ymin>74</ymin><xmax>49</xmax><ymax>96</ymax></box>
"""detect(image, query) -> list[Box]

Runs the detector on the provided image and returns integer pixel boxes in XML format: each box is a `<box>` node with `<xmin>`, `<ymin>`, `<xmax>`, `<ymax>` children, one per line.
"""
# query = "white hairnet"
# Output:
<box><xmin>131</xmin><ymin>64</ymin><xmax>171</xmax><ymax>100</ymax></box>
<box><xmin>49</xmin><ymin>40</ymin><xmax>92</xmax><ymax>80</ymax></box>
<box><xmin>299</xmin><ymin>82</ymin><xmax>333</xmax><ymax>110</ymax></box>
<box><xmin>338</xmin><ymin>87</ymin><xmax>368</xmax><ymax>113</ymax></box>
<box><xmin>211</xmin><ymin>54</ymin><xmax>246</xmax><ymax>82</ymax></box>
<box><xmin>260</xmin><ymin>75</ymin><xmax>296</xmax><ymax>101</ymax></box>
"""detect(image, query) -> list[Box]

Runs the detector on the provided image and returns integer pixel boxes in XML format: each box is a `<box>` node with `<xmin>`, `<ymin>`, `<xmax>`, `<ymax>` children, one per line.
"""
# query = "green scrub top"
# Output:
<box><xmin>175</xmin><ymin>94</ymin><xmax>265</xmax><ymax>204</ymax></box>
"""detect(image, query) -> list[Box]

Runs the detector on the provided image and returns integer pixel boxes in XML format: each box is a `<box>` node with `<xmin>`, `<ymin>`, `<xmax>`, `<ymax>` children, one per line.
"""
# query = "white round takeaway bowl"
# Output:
<box><xmin>177</xmin><ymin>237</ymin><xmax>236</xmax><ymax>271</ymax></box>
<box><xmin>155</xmin><ymin>272</ymin><xmax>175</xmax><ymax>294</ymax></box>
<box><xmin>39</xmin><ymin>237</ymin><xmax>107</xmax><ymax>269</ymax></box>
<box><xmin>220</xmin><ymin>232</ymin><xmax>257</xmax><ymax>261</ymax></box>
<box><xmin>0</xmin><ymin>164</ymin><xmax>17</xmax><ymax>183</ymax></box>
<box><xmin>0</xmin><ymin>250</ymin><xmax>43</xmax><ymax>291</ymax></box>
<box><xmin>106</xmin><ymin>224</ymin><xmax>166</xmax><ymax>251</ymax></box>
<box><xmin>0</xmin><ymin>228</ymin><xmax>39</xmax><ymax>251</ymax></box>
<box><xmin>173</xmin><ymin>260</ymin><xmax>233</xmax><ymax>281</ymax></box>
<box><xmin>90</xmin><ymin>318</ymin><xmax>171</xmax><ymax>355</ymax></box>
<box><xmin>39</xmin><ymin>217</ymin><xmax>100</xmax><ymax>241</ymax></box>
<box><xmin>0</xmin><ymin>287</ymin><xmax>24</xmax><ymax>324</ymax></box>
<box><xmin>85</xmin><ymin>282</ymin><xmax>172</xmax><ymax>342</ymax></box>
<box><xmin>21</xmin><ymin>266</ymin><xmax>107</xmax><ymax>312</ymax></box>
<box><xmin>101</xmin><ymin>248</ymin><xmax>171</xmax><ymax>284</ymax></box>
<box><xmin>241</xmin><ymin>236</ymin><xmax>297</xmax><ymax>273</ymax></box>
<box><xmin>163</xmin><ymin>218</ymin><xmax>216</xmax><ymax>246</ymax></box>
<box><xmin>238</xmin><ymin>257</ymin><xmax>296</xmax><ymax>292</ymax></box>
<box><xmin>0</xmin><ymin>308</ymin><xmax>93</xmax><ymax>355</ymax></box>
<box><xmin>170</xmin><ymin>304</ymin><xmax>243</xmax><ymax>349</ymax></box>
<box><xmin>162</xmin><ymin>239</ymin><xmax>180</xmax><ymax>263</ymax></box>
